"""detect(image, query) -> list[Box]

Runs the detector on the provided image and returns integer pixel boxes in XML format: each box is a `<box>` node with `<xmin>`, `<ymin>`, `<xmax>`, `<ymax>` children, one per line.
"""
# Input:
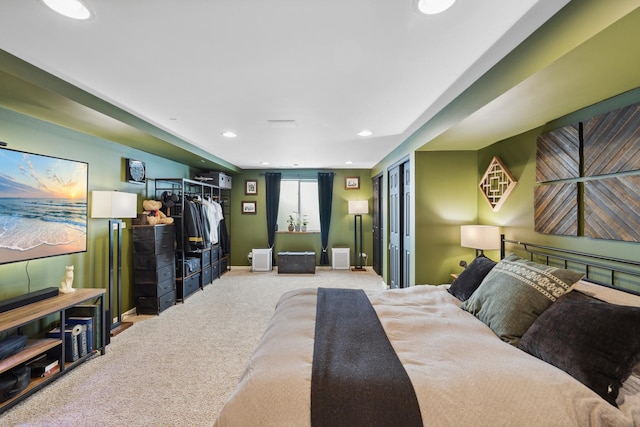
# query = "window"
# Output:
<box><xmin>278</xmin><ymin>179</ymin><xmax>320</xmax><ymax>232</ymax></box>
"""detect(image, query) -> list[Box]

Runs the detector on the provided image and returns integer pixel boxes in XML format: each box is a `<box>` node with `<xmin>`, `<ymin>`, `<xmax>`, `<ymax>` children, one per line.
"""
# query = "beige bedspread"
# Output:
<box><xmin>214</xmin><ymin>285</ymin><xmax>640</xmax><ymax>427</ymax></box>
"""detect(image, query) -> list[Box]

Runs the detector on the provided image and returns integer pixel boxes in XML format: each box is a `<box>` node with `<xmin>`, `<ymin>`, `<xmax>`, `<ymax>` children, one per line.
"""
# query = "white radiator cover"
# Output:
<box><xmin>252</xmin><ymin>248</ymin><xmax>272</xmax><ymax>272</ymax></box>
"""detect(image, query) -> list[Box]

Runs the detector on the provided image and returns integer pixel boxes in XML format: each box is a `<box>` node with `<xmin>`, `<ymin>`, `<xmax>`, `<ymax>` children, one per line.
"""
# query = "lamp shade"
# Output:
<box><xmin>91</xmin><ymin>191</ymin><xmax>138</xmax><ymax>219</ymax></box>
<box><xmin>460</xmin><ymin>225</ymin><xmax>500</xmax><ymax>250</ymax></box>
<box><xmin>348</xmin><ymin>200</ymin><xmax>369</xmax><ymax>215</ymax></box>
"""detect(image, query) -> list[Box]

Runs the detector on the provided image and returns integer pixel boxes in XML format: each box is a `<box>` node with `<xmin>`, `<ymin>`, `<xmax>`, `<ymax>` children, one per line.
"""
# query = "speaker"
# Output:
<box><xmin>0</xmin><ymin>287</ymin><xmax>59</xmax><ymax>313</ymax></box>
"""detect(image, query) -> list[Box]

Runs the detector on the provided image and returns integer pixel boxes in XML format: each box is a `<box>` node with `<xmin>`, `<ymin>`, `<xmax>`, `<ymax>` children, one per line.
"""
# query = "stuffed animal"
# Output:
<box><xmin>142</xmin><ymin>199</ymin><xmax>174</xmax><ymax>225</ymax></box>
<box><xmin>60</xmin><ymin>265</ymin><xmax>76</xmax><ymax>294</ymax></box>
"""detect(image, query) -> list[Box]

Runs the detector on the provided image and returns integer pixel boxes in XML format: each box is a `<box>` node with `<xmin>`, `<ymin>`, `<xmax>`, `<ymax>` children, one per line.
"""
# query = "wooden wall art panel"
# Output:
<box><xmin>536</xmin><ymin>124</ymin><xmax>580</xmax><ymax>183</ymax></box>
<box><xmin>584</xmin><ymin>176</ymin><xmax>640</xmax><ymax>242</ymax></box>
<box><xmin>584</xmin><ymin>102</ymin><xmax>640</xmax><ymax>176</ymax></box>
<box><xmin>479</xmin><ymin>156</ymin><xmax>517</xmax><ymax>212</ymax></box>
<box><xmin>534</xmin><ymin>183</ymin><xmax>577</xmax><ymax>236</ymax></box>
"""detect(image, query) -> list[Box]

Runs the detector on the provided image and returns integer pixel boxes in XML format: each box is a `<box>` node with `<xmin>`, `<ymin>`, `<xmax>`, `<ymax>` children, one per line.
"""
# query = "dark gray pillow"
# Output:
<box><xmin>448</xmin><ymin>256</ymin><xmax>496</xmax><ymax>301</ymax></box>
<box><xmin>518</xmin><ymin>291</ymin><xmax>640</xmax><ymax>407</ymax></box>
<box><xmin>460</xmin><ymin>254</ymin><xmax>583</xmax><ymax>346</ymax></box>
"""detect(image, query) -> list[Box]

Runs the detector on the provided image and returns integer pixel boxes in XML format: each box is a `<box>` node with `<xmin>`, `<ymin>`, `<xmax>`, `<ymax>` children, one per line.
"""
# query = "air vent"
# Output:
<box><xmin>267</xmin><ymin>120</ymin><xmax>297</xmax><ymax>128</ymax></box>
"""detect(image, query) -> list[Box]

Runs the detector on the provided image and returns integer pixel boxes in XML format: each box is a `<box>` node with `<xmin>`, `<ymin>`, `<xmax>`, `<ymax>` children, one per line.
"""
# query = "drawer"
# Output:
<box><xmin>134</xmin><ymin>275</ymin><xmax>175</xmax><ymax>298</ymax></box>
<box><xmin>178</xmin><ymin>274</ymin><xmax>200</xmax><ymax>300</ymax></box>
<box><xmin>202</xmin><ymin>266</ymin><xmax>212</xmax><ymax>287</ymax></box>
<box><xmin>202</xmin><ymin>249</ymin><xmax>211</xmax><ymax>267</ymax></box>
<box><xmin>210</xmin><ymin>245</ymin><xmax>220</xmax><ymax>263</ymax></box>
<box><xmin>132</xmin><ymin>224</ymin><xmax>175</xmax><ymax>241</ymax></box>
<box><xmin>136</xmin><ymin>289</ymin><xmax>176</xmax><ymax>315</ymax></box>
<box><xmin>211</xmin><ymin>261</ymin><xmax>220</xmax><ymax>282</ymax></box>
<box><xmin>132</xmin><ymin>225</ymin><xmax>175</xmax><ymax>255</ymax></box>
<box><xmin>133</xmin><ymin>251</ymin><xmax>174</xmax><ymax>271</ymax></box>
<box><xmin>219</xmin><ymin>256</ymin><xmax>228</xmax><ymax>275</ymax></box>
<box><xmin>133</xmin><ymin>235</ymin><xmax>175</xmax><ymax>255</ymax></box>
<box><xmin>134</xmin><ymin>263</ymin><xmax>175</xmax><ymax>285</ymax></box>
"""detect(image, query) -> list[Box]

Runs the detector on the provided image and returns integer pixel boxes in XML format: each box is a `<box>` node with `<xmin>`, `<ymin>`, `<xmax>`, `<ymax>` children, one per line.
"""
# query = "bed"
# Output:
<box><xmin>214</xmin><ymin>239</ymin><xmax>640</xmax><ymax>426</ymax></box>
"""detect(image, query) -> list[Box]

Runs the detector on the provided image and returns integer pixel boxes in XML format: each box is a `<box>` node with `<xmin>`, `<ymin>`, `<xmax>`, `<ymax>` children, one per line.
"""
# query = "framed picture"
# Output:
<box><xmin>0</xmin><ymin>147</ymin><xmax>88</xmax><ymax>265</ymax></box>
<box><xmin>345</xmin><ymin>176</ymin><xmax>360</xmax><ymax>190</ymax></box>
<box><xmin>245</xmin><ymin>179</ymin><xmax>258</xmax><ymax>195</ymax></box>
<box><xmin>242</xmin><ymin>201</ymin><xmax>257</xmax><ymax>214</ymax></box>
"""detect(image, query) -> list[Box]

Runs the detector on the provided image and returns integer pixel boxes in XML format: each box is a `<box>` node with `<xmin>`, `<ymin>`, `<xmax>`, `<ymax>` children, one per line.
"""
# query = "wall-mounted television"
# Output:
<box><xmin>0</xmin><ymin>147</ymin><xmax>88</xmax><ymax>265</ymax></box>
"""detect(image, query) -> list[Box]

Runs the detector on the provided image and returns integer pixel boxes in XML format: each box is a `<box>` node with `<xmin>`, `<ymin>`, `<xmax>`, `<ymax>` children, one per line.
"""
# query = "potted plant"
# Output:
<box><xmin>301</xmin><ymin>215</ymin><xmax>309</xmax><ymax>232</ymax></box>
<box><xmin>291</xmin><ymin>212</ymin><xmax>302</xmax><ymax>232</ymax></box>
<box><xmin>287</xmin><ymin>215</ymin><xmax>295</xmax><ymax>232</ymax></box>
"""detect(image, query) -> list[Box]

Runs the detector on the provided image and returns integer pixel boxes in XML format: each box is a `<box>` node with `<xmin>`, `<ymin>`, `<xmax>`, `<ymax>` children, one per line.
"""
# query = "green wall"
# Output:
<box><xmin>230</xmin><ymin>169</ymin><xmax>373</xmax><ymax>268</ymax></box>
<box><xmin>414</xmin><ymin>151</ymin><xmax>478</xmax><ymax>285</ymax></box>
<box><xmin>0</xmin><ymin>107</ymin><xmax>377</xmax><ymax>314</ymax></box>
<box><xmin>476</xmin><ymin>91</ymin><xmax>640</xmax><ymax>293</ymax></box>
<box><xmin>0</xmin><ymin>107</ymin><xmax>194</xmax><ymax>312</ymax></box>
<box><xmin>386</xmin><ymin>89</ymin><xmax>640</xmax><ymax>290</ymax></box>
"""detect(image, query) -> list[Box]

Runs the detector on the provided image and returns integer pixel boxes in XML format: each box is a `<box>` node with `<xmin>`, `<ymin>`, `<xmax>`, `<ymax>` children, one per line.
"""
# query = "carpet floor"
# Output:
<box><xmin>2</xmin><ymin>267</ymin><xmax>385</xmax><ymax>426</ymax></box>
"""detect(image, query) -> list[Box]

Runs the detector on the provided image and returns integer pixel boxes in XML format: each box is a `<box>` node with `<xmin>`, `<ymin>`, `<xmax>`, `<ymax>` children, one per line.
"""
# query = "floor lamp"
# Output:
<box><xmin>91</xmin><ymin>191</ymin><xmax>138</xmax><ymax>336</ymax></box>
<box><xmin>348</xmin><ymin>200</ymin><xmax>369</xmax><ymax>271</ymax></box>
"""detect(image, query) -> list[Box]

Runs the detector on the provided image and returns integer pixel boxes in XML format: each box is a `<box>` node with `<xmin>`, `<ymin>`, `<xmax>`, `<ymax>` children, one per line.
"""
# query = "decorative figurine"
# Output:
<box><xmin>60</xmin><ymin>265</ymin><xmax>76</xmax><ymax>293</ymax></box>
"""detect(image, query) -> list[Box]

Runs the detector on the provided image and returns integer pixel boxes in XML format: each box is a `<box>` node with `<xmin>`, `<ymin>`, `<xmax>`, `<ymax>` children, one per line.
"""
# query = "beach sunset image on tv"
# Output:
<box><xmin>0</xmin><ymin>148</ymin><xmax>88</xmax><ymax>265</ymax></box>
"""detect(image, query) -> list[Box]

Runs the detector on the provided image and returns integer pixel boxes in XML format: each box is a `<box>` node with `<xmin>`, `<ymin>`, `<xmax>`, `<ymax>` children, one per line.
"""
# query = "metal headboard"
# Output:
<box><xmin>500</xmin><ymin>235</ymin><xmax>640</xmax><ymax>296</ymax></box>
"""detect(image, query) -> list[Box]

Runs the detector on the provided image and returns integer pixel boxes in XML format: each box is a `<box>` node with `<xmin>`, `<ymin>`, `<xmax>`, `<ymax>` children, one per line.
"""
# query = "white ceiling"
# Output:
<box><xmin>0</xmin><ymin>0</ymin><xmax>570</xmax><ymax>169</ymax></box>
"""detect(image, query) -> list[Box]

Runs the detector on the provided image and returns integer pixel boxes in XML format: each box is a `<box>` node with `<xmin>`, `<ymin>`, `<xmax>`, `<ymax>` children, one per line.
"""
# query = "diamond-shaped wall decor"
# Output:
<box><xmin>479</xmin><ymin>156</ymin><xmax>517</xmax><ymax>212</ymax></box>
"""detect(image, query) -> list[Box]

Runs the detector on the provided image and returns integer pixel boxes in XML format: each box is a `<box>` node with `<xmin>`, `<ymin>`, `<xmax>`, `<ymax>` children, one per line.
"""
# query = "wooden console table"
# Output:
<box><xmin>0</xmin><ymin>288</ymin><xmax>106</xmax><ymax>413</ymax></box>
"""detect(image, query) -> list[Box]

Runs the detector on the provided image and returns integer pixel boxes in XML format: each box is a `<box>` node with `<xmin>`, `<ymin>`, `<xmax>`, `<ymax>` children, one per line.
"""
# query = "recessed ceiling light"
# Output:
<box><xmin>221</xmin><ymin>131</ymin><xmax>237</xmax><ymax>138</ymax></box>
<box><xmin>260</xmin><ymin>161</ymin><xmax>270</xmax><ymax>166</ymax></box>
<box><xmin>415</xmin><ymin>0</ymin><xmax>456</xmax><ymax>15</ymax></box>
<box><xmin>345</xmin><ymin>161</ymin><xmax>354</xmax><ymax>165</ymax></box>
<box><xmin>43</xmin><ymin>0</ymin><xmax>92</xmax><ymax>20</ymax></box>
<box><xmin>357</xmin><ymin>130</ymin><xmax>373</xmax><ymax>137</ymax></box>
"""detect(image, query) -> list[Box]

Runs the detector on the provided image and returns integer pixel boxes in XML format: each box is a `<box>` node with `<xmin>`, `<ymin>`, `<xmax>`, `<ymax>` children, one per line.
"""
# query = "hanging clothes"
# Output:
<box><xmin>219</xmin><ymin>217</ymin><xmax>230</xmax><ymax>255</ymax></box>
<box><xmin>202</xmin><ymin>198</ymin><xmax>223</xmax><ymax>244</ymax></box>
<box><xmin>194</xmin><ymin>197</ymin><xmax>211</xmax><ymax>248</ymax></box>
<box><xmin>183</xmin><ymin>199</ymin><xmax>205</xmax><ymax>251</ymax></box>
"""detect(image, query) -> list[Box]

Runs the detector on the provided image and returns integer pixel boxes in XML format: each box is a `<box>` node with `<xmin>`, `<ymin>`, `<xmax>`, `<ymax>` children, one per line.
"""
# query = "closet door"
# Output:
<box><xmin>372</xmin><ymin>174</ymin><xmax>383</xmax><ymax>276</ymax></box>
<box><xmin>402</xmin><ymin>164</ymin><xmax>411</xmax><ymax>288</ymax></box>
<box><xmin>388</xmin><ymin>165</ymin><xmax>401</xmax><ymax>289</ymax></box>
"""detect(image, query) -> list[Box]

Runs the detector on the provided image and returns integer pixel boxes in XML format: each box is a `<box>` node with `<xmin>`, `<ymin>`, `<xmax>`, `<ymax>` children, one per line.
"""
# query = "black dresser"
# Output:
<box><xmin>132</xmin><ymin>224</ymin><xmax>176</xmax><ymax>314</ymax></box>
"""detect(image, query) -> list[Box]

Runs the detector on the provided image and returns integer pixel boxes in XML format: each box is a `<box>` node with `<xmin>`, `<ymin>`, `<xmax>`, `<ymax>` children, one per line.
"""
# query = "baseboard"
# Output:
<box><xmin>121</xmin><ymin>307</ymin><xmax>137</xmax><ymax>318</ymax></box>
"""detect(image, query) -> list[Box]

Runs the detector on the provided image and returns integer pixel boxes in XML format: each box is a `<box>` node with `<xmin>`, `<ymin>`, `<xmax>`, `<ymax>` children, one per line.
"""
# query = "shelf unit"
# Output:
<box><xmin>0</xmin><ymin>288</ymin><xmax>106</xmax><ymax>413</ymax></box>
<box><xmin>152</xmin><ymin>178</ymin><xmax>231</xmax><ymax>301</ymax></box>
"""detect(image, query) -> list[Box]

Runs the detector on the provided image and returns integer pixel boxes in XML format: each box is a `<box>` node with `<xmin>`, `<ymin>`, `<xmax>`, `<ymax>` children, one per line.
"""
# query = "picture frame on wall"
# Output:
<box><xmin>242</xmin><ymin>201</ymin><xmax>257</xmax><ymax>214</ymax></box>
<box><xmin>245</xmin><ymin>179</ymin><xmax>258</xmax><ymax>195</ymax></box>
<box><xmin>345</xmin><ymin>176</ymin><xmax>360</xmax><ymax>190</ymax></box>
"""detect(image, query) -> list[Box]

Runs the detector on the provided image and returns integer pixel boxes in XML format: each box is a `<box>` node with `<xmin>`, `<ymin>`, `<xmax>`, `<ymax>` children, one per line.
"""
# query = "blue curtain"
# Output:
<box><xmin>265</xmin><ymin>172</ymin><xmax>281</xmax><ymax>251</ymax></box>
<box><xmin>317</xmin><ymin>172</ymin><xmax>334</xmax><ymax>265</ymax></box>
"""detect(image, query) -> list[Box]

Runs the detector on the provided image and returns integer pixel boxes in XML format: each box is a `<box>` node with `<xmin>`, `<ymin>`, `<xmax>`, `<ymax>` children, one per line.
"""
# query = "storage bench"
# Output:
<box><xmin>277</xmin><ymin>251</ymin><xmax>316</xmax><ymax>274</ymax></box>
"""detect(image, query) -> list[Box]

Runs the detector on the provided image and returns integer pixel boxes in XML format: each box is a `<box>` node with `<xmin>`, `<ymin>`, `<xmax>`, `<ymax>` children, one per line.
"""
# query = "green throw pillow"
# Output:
<box><xmin>460</xmin><ymin>254</ymin><xmax>584</xmax><ymax>346</ymax></box>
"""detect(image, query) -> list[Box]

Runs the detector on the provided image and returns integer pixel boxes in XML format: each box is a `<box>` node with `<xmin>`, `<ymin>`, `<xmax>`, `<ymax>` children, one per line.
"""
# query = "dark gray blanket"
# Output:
<box><xmin>311</xmin><ymin>288</ymin><xmax>423</xmax><ymax>427</ymax></box>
